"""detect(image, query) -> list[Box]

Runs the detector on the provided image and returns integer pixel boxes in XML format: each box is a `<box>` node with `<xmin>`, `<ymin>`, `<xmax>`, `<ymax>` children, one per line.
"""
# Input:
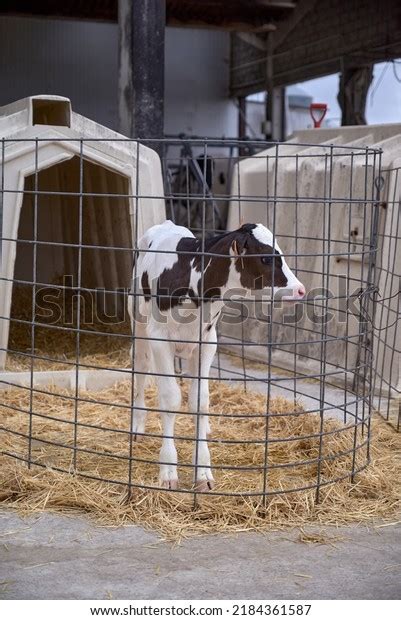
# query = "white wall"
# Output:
<box><xmin>0</xmin><ymin>16</ymin><xmax>237</xmax><ymax>138</ymax></box>
<box><xmin>164</xmin><ymin>28</ymin><xmax>237</xmax><ymax>137</ymax></box>
<box><xmin>0</xmin><ymin>17</ymin><xmax>119</xmax><ymax>130</ymax></box>
<box><xmin>246</xmin><ymin>100</ymin><xmax>314</xmax><ymax>139</ymax></box>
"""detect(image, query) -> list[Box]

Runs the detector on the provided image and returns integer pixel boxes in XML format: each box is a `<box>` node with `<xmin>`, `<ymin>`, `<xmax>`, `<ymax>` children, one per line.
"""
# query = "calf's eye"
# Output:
<box><xmin>261</xmin><ymin>256</ymin><xmax>273</xmax><ymax>265</ymax></box>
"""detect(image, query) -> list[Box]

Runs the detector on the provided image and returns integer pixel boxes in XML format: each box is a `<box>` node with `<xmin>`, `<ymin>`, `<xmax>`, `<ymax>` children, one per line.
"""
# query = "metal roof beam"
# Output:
<box><xmin>255</xmin><ymin>1</ymin><xmax>296</xmax><ymax>8</ymax></box>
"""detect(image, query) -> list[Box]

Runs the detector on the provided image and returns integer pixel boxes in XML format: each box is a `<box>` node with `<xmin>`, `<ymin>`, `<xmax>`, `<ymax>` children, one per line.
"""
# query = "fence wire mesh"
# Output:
<box><xmin>372</xmin><ymin>165</ymin><xmax>401</xmax><ymax>431</ymax></box>
<box><xmin>1</xmin><ymin>136</ymin><xmax>396</xmax><ymax>509</ymax></box>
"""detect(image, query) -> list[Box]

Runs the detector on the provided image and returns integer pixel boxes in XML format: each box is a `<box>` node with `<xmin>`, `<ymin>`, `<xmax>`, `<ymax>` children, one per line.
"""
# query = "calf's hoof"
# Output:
<box><xmin>194</xmin><ymin>479</ymin><xmax>215</xmax><ymax>492</ymax></box>
<box><xmin>159</xmin><ymin>479</ymin><xmax>179</xmax><ymax>490</ymax></box>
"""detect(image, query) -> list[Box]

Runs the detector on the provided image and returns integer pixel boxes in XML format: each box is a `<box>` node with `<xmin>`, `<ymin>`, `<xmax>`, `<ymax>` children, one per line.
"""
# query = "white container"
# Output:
<box><xmin>226</xmin><ymin>125</ymin><xmax>401</xmax><ymax>405</ymax></box>
<box><xmin>0</xmin><ymin>95</ymin><xmax>166</xmax><ymax>370</ymax></box>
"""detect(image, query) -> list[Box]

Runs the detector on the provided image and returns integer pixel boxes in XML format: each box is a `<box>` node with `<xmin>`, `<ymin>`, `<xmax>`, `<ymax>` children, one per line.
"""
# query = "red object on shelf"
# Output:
<box><xmin>310</xmin><ymin>103</ymin><xmax>328</xmax><ymax>128</ymax></box>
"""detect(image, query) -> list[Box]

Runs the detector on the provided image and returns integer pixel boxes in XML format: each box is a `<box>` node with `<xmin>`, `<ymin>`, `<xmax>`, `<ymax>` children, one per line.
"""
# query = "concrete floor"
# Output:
<box><xmin>1</xmin><ymin>511</ymin><xmax>400</xmax><ymax>600</ymax></box>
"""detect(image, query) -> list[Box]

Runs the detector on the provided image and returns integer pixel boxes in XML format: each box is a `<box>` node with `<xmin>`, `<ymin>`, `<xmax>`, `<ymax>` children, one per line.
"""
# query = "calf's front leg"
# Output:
<box><xmin>150</xmin><ymin>337</ymin><xmax>181</xmax><ymax>490</ymax></box>
<box><xmin>188</xmin><ymin>327</ymin><xmax>217</xmax><ymax>491</ymax></box>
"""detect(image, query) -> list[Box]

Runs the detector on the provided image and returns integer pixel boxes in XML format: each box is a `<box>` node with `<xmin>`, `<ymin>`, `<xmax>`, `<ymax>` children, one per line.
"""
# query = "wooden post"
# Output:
<box><xmin>272</xmin><ymin>87</ymin><xmax>286</xmax><ymax>141</ymax></box>
<box><xmin>264</xmin><ymin>32</ymin><xmax>286</xmax><ymax>141</ymax></box>
<box><xmin>118</xmin><ymin>0</ymin><xmax>165</xmax><ymax>141</ymax></box>
<box><xmin>238</xmin><ymin>96</ymin><xmax>247</xmax><ymax>156</ymax></box>
<box><xmin>338</xmin><ymin>64</ymin><xmax>374</xmax><ymax>126</ymax></box>
<box><xmin>264</xmin><ymin>31</ymin><xmax>274</xmax><ymax>140</ymax></box>
<box><xmin>238</xmin><ymin>96</ymin><xmax>247</xmax><ymax>139</ymax></box>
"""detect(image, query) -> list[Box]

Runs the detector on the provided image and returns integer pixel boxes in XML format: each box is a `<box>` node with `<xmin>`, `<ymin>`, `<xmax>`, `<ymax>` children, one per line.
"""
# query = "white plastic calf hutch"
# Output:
<box><xmin>226</xmin><ymin>125</ymin><xmax>401</xmax><ymax>428</ymax></box>
<box><xmin>0</xmin><ymin>95</ymin><xmax>165</xmax><ymax>375</ymax></box>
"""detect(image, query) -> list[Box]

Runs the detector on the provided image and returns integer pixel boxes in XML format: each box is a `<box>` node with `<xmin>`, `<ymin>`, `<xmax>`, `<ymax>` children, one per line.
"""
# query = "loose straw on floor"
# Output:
<box><xmin>1</xmin><ymin>379</ymin><xmax>400</xmax><ymax>541</ymax></box>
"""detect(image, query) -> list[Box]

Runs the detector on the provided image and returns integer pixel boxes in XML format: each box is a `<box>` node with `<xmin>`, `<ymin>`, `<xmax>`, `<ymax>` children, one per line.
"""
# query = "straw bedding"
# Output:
<box><xmin>3</xmin><ymin>286</ymin><xmax>401</xmax><ymax>539</ymax></box>
<box><xmin>1</xmin><ymin>379</ymin><xmax>400</xmax><ymax>541</ymax></box>
<box><xmin>6</xmin><ymin>285</ymin><xmax>132</xmax><ymax>372</ymax></box>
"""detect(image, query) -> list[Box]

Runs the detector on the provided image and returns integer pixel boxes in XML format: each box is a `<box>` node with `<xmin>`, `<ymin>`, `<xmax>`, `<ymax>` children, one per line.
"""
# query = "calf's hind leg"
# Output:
<box><xmin>130</xmin><ymin>322</ymin><xmax>151</xmax><ymax>441</ymax></box>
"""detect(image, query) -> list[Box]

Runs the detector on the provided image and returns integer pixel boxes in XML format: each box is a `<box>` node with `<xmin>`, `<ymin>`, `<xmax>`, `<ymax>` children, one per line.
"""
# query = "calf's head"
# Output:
<box><xmin>230</xmin><ymin>223</ymin><xmax>305</xmax><ymax>300</ymax></box>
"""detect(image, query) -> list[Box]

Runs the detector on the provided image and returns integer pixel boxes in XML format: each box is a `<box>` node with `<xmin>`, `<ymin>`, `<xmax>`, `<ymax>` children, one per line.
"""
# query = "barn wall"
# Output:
<box><xmin>0</xmin><ymin>17</ymin><xmax>118</xmax><ymax>130</ymax></box>
<box><xmin>246</xmin><ymin>98</ymin><xmax>313</xmax><ymax>139</ymax></box>
<box><xmin>0</xmin><ymin>16</ymin><xmax>237</xmax><ymax>138</ymax></box>
<box><xmin>164</xmin><ymin>28</ymin><xmax>237</xmax><ymax>138</ymax></box>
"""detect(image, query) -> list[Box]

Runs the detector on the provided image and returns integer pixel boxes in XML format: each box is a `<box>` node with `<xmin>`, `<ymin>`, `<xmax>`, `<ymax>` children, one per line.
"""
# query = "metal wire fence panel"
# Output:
<box><xmin>372</xmin><ymin>166</ymin><xmax>401</xmax><ymax>431</ymax></box>
<box><xmin>0</xmin><ymin>136</ymin><xmax>392</xmax><ymax>508</ymax></box>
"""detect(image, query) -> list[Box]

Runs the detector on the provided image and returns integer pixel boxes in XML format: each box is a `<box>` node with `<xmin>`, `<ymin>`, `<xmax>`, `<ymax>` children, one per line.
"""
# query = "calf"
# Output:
<box><xmin>128</xmin><ymin>220</ymin><xmax>305</xmax><ymax>491</ymax></box>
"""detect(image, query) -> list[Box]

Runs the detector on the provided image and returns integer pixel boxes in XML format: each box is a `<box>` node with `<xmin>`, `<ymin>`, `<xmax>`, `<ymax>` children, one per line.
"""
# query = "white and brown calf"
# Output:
<box><xmin>128</xmin><ymin>220</ymin><xmax>305</xmax><ymax>491</ymax></box>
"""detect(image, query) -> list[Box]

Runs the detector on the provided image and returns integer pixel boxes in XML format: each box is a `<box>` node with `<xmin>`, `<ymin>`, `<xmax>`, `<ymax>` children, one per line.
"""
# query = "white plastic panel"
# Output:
<box><xmin>0</xmin><ymin>96</ymin><xmax>166</xmax><ymax>369</ymax></box>
<box><xmin>225</xmin><ymin>127</ymin><xmax>401</xmax><ymax>397</ymax></box>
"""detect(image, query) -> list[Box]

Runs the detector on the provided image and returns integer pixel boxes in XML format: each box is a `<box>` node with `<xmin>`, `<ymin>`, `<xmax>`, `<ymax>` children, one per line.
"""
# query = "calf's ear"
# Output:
<box><xmin>231</xmin><ymin>234</ymin><xmax>247</xmax><ymax>256</ymax></box>
<box><xmin>231</xmin><ymin>239</ymin><xmax>241</xmax><ymax>255</ymax></box>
